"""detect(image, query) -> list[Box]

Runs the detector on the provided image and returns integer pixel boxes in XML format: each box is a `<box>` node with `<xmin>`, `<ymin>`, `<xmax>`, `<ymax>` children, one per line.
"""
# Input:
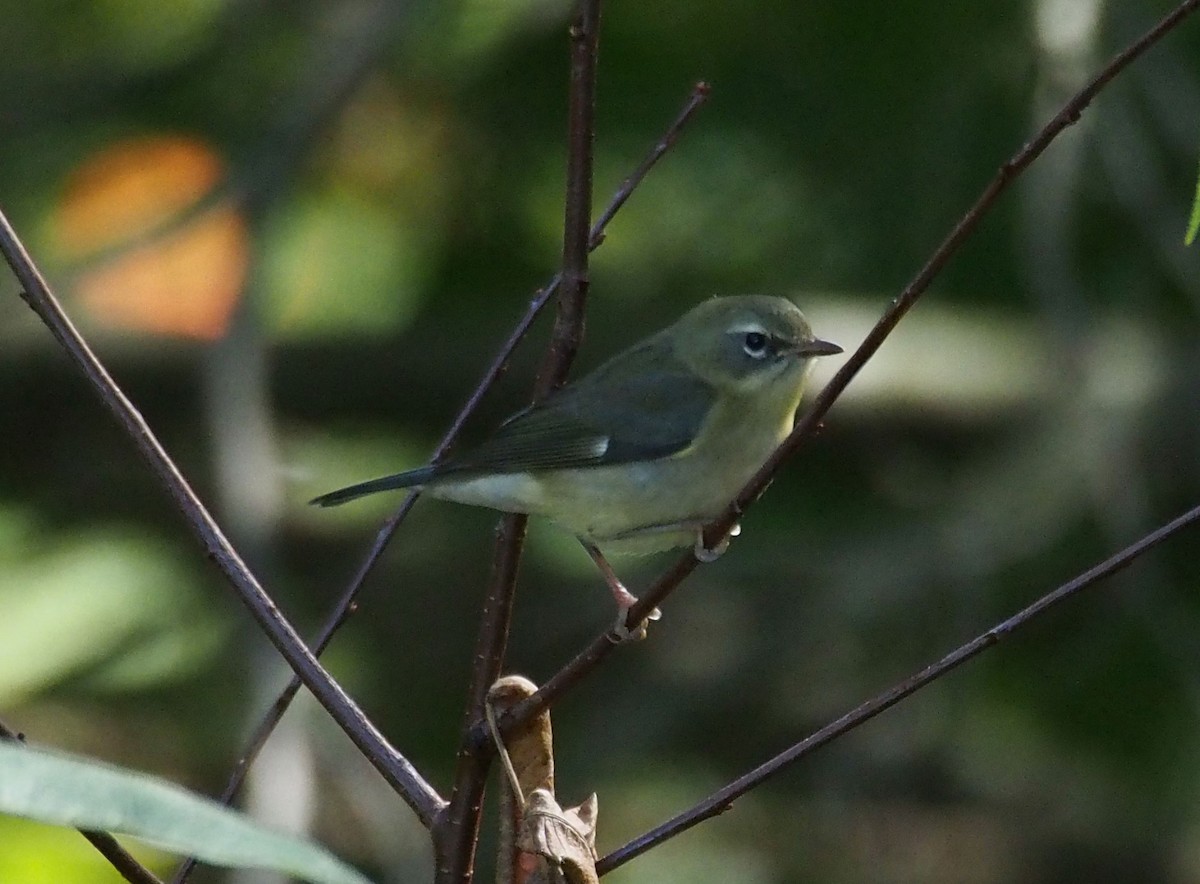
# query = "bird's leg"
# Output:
<box><xmin>693</xmin><ymin>521</ymin><xmax>742</xmax><ymax>563</ymax></box>
<box><xmin>579</xmin><ymin>540</ymin><xmax>661</xmax><ymax>642</ymax></box>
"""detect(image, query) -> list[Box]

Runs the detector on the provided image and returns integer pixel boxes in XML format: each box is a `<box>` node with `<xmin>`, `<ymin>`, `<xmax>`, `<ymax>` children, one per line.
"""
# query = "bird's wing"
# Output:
<box><xmin>436</xmin><ymin>343</ymin><xmax>716</xmax><ymax>477</ymax></box>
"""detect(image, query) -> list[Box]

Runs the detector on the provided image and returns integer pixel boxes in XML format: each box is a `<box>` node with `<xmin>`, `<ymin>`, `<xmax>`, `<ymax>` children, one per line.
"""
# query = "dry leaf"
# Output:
<box><xmin>487</xmin><ymin>677</ymin><xmax>599</xmax><ymax>884</ymax></box>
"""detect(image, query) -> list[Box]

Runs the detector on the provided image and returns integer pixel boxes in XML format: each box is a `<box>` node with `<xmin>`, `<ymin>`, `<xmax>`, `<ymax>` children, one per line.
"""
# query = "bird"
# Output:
<box><xmin>312</xmin><ymin>295</ymin><xmax>841</xmax><ymax>638</ymax></box>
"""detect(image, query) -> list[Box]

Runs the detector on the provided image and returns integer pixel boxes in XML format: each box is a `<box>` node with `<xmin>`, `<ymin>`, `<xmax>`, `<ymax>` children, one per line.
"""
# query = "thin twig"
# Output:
<box><xmin>0</xmin><ymin>720</ymin><xmax>164</xmax><ymax>884</ymax></box>
<box><xmin>166</xmin><ymin>8</ymin><xmax>413</xmax><ymax>881</ymax></box>
<box><xmin>76</xmin><ymin>831</ymin><xmax>163</xmax><ymax>884</ymax></box>
<box><xmin>435</xmin><ymin>2</ymin><xmax>603</xmax><ymax>880</ymax></box>
<box><xmin>492</xmin><ymin>0</ymin><xmax>1200</xmax><ymax>738</ymax></box>
<box><xmin>598</xmin><ymin>501</ymin><xmax>1200</xmax><ymax>872</ymax></box>
<box><xmin>182</xmin><ymin>78</ymin><xmax>709</xmax><ymax>857</ymax></box>
<box><xmin>0</xmin><ymin>217</ymin><xmax>444</xmax><ymax>828</ymax></box>
<box><xmin>597</xmin><ymin>82</ymin><xmax>711</xmax><ymax>230</ymax></box>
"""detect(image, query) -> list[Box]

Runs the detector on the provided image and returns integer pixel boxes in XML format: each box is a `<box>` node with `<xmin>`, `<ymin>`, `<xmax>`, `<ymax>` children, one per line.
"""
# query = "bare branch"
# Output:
<box><xmin>598</xmin><ymin>502</ymin><xmax>1200</xmax><ymax>872</ymax></box>
<box><xmin>5</xmin><ymin>25</ymin><xmax>707</xmax><ymax>879</ymax></box>
<box><xmin>76</xmin><ymin>830</ymin><xmax>163</xmax><ymax>884</ymax></box>
<box><xmin>435</xmin><ymin>2</ymin><xmax>603</xmax><ymax>880</ymax></box>
<box><xmin>433</xmin><ymin>513</ymin><xmax>530</xmax><ymax>882</ymax></box>
<box><xmin>186</xmin><ymin>79</ymin><xmax>710</xmax><ymax>851</ymax></box>
<box><xmin>493</xmin><ymin>0</ymin><xmax>1200</xmax><ymax>738</ymax></box>
<box><xmin>0</xmin><ymin>215</ymin><xmax>445</xmax><ymax>828</ymax></box>
<box><xmin>542</xmin><ymin>0</ymin><xmax>602</xmax><ymax>392</ymax></box>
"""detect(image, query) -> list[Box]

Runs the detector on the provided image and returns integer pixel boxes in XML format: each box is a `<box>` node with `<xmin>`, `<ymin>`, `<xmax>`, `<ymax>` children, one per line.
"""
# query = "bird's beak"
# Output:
<box><xmin>797</xmin><ymin>337</ymin><xmax>843</xmax><ymax>357</ymax></box>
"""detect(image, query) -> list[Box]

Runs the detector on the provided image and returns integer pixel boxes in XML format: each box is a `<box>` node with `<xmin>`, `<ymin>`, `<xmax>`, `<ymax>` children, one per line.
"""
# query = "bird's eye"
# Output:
<box><xmin>743</xmin><ymin>331</ymin><xmax>769</xmax><ymax>358</ymax></box>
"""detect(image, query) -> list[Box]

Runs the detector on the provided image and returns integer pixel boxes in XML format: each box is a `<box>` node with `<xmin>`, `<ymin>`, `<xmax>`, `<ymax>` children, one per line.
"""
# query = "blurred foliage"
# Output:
<box><xmin>1</xmin><ymin>0</ymin><xmax>1200</xmax><ymax>882</ymax></box>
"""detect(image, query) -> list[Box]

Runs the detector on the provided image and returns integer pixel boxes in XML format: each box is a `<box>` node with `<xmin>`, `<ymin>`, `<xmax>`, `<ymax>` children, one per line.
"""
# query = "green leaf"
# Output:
<box><xmin>0</xmin><ymin>743</ymin><xmax>373</xmax><ymax>884</ymax></box>
<box><xmin>1187</xmin><ymin>155</ymin><xmax>1200</xmax><ymax>246</ymax></box>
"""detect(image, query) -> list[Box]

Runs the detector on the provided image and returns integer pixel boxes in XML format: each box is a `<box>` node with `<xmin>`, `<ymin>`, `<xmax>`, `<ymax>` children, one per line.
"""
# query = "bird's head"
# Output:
<box><xmin>670</xmin><ymin>295</ymin><xmax>842</xmax><ymax>394</ymax></box>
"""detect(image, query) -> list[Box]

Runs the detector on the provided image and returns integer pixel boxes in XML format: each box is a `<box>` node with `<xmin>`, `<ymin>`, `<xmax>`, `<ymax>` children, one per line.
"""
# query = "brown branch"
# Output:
<box><xmin>435</xmin><ymin>2</ymin><xmax>603</xmax><ymax>881</ymax></box>
<box><xmin>433</xmin><ymin>513</ymin><xmax>530</xmax><ymax>883</ymax></box>
<box><xmin>597</xmin><ymin>501</ymin><xmax>1200</xmax><ymax>872</ymax></box>
<box><xmin>164</xmin><ymin>8</ymin><xmax>423</xmax><ymax>882</ymax></box>
<box><xmin>542</xmin><ymin>0</ymin><xmax>602</xmax><ymax>391</ymax></box>
<box><xmin>6</xmin><ymin>46</ymin><xmax>704</xmax><ymax>884</ymax></box>
<box><xmin>0</xmin><ymin>720</ymin><xmax>163</xmax><ymax>884</ymax></box>
<box><xmin>435</xmin><ymin>2</ymin><xmax>604</xmax><ymax>878</ymax></box>
<box><xmin>0</xmin><ymin>215</ymin><xmax>445</xmax><ymax>828</ymax></box>
<box><xmin>179</xmin><ymin>80</ymin><xmax>710</xmax><ymax>858</ymax></box>
<box><xmin>76</xmin><ymin>830</ymin><xmax>163</xmax><ymax>884</ymax></box>
<box><xmin>491</xmin><ymin>0</ymin><xmax>1200</xmax><ymax>740</ymax></box>
<box><xmin>590</xmin><ymin>81</ymin><xmax>710</xmax><ymax>239</ymax></box>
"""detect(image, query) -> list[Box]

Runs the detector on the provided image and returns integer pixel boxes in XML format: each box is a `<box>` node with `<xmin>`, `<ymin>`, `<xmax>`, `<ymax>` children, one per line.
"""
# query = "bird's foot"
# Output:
<box><xmin>693</xmin><ymin>522</ymin><xmax>741</xmax><ymax>563</ymax></box>
<box><xmin>581</xmin><ymin>540</ymin><xmax>661</xmax><ymax>642</ymax></box>
<box><xmin>608</xmin><ymin>592</ymin><xmax>662</xmax><ymax>644</ymax></box>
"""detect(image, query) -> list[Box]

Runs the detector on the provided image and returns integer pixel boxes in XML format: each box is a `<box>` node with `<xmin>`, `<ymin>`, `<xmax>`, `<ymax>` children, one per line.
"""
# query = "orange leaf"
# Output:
<box><xmin>56</xmin><ymin>135</ymin><xmax>249</xmax><ymax>341</ymax></box>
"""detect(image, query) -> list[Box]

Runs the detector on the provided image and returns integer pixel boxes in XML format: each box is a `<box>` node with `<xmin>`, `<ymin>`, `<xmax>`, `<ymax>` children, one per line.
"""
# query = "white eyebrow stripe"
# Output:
<box><xmin>727</xmin><ymin>321</ymin><xmax>768</xmax><ymax>335</ymax></box>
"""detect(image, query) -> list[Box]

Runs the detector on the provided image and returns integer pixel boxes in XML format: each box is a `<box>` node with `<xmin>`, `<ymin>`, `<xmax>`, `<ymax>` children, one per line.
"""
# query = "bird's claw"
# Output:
<box><xmin>608</xmin><ymin>603</ymin><xmax>662</xmax><ymax>644</ymax></box>
<box><xmin>694</xmin><ymin>522</ymin><xmax>741</xmax><ymax>562</ymax></box>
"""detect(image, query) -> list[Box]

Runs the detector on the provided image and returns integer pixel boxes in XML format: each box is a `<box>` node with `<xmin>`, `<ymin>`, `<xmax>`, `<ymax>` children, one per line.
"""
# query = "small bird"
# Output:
<box><xmin>312</xmin><ymin>295</ymin><xmax>841</xmax><ymax>637</ymax></box>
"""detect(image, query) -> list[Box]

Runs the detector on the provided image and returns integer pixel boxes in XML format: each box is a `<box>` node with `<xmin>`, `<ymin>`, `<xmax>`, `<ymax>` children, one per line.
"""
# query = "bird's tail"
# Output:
<box><xmin>309</xmin><ymin>466</ymin><xmax>437</xmax><ymax>507</ymax></box>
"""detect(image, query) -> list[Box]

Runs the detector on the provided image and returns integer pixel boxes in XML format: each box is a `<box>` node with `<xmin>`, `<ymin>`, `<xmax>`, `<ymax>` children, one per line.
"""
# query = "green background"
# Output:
<box><xmin>1</xmin><ymin>0</ymin><xmax>1199</xmax><ymax>881</ymax></box>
